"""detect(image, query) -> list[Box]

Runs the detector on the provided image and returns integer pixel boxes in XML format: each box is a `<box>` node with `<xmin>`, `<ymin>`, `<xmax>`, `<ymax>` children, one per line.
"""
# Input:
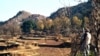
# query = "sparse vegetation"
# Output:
<box><xmin>0</xmin><ymin>0</ymin><xmax>100</xmax><ymax>56</ymax></box>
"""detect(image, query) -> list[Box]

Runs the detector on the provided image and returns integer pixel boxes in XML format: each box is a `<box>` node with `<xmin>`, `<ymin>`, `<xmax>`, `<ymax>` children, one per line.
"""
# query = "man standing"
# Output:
<box><xmin>80</xmin><ymin>28</ymin><xmax>92</xmax><ymax>56</ymax></box>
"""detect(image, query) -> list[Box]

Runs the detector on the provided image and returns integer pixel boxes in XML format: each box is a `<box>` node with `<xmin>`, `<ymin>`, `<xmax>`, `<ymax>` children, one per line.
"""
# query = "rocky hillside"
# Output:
<box><xmin>2</xmin><ymin>11</ymin><xmax>46</xmax><ymax>27</ymax></box>
<box><xmin>0</xmin><ymin>10</ymin><xmax>46</xmax><ymax>35</ymax></box>
<box><xmin>49</xmin><ymin>0</ymin><xmax>93</xmax><ymax>19</ymax></box>
<box><xmin>2</xmin><ymin>0</ymin><xmax>93</xmax><ymax>27</ymax></box>
<box><xmin>3</xmin><ymin>11</ymin><xmax>32</xmax><ymax>26</ymax></box>
<box><xmin>23</xmin><ymin>14</ymin><xmax>46</xmax><ymax>22</ymax></box>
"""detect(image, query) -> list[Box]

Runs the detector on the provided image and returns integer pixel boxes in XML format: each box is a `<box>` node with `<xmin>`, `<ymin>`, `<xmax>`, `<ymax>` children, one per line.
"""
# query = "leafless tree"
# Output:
<box><xmin>90</xmin><ymin>0</ymin><xmax>100</xmax><ymax>55</ymax></box>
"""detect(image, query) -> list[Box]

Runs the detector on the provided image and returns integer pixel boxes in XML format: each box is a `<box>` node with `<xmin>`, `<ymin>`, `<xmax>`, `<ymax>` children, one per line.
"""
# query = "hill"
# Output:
<box><xmin>3</xmin><ymin>11</ymin><xmax>32</xmax><ymax>26</ymax></box>
<box><xmin>49</xmin><ymin>0</ymin><xmax>93</xmax><ymax>19</ymax></box>
<box><xmin>0</xmin><ymin>10</ymin><xmax>46</xmax><ymax>35</ymax></box>
<box><xmin>2</xmin><ymin>10</ymin><xmax>46</xmax><ymax>27</ymax></box>
<box><xmin>0</xmin><ymin>0</ymin><xmax>95</xmax><ymax>35</ymax></box>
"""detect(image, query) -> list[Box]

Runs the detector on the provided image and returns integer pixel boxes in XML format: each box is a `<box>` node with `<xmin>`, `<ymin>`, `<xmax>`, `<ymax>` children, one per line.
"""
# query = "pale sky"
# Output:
<box><xmin>0</xmin><ymin>0</ymin><xmax>88</xmax><ymax>21</ymax></box>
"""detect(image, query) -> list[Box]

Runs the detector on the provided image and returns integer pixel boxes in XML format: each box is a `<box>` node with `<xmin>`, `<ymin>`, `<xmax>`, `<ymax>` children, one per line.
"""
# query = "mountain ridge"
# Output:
<box><xmin>49</xmin><ymin>0</ymin><xmax>93</xmax><ymax>19</ymax></box>
<box><xmin>1</xmin><ymin>1</ymin><xmax>93</xmax><ymax>28</ymax></box>
<box><xmin>0</xmin><ymin>0</ymin><xmax>97</xmax><ymax>35</ymax></box>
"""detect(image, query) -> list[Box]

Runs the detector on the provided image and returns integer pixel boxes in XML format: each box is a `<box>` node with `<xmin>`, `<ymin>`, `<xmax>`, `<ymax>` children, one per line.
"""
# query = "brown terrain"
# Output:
<box><xmin>0</xmin><ymin>36</ymin><xmax>71</xmax><ymax>56</ymax></box>
<box><xmin>0</xmin><ymin>0</ymin><xmax>99</xmax><ymax>56</ymax></box>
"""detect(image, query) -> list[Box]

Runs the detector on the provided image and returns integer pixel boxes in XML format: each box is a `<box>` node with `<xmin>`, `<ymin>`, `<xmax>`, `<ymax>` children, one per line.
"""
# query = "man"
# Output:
<box><xmin>80</xmin><ymin>28</ymin><xmax>92</xmax><ymax>56</ymax></box>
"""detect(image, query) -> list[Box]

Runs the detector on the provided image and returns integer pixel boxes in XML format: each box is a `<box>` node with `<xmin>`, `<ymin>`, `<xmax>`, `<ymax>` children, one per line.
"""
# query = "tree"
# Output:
<box><xmin>90</xmin><ymin>0</ymin><xmax>100</xmax><ymax>55</ymax></box>
<box><xmin>84</xmin><ymin>17</ymin><xmax>89</xmax><ymax>27</ymax></box>
<box><xmin>21</xmin><ymin>20</ymin><xmax>36</xmax><ymax>33</ymax></box>
<box><xmin>43</xmin><ymin>18</ymin><xmax>53</xmax><ymax>35</ymax></box>
<box><xmin>72</xmin><ymin>0</ymin><xmax>100</xmax><ymax>56</ymax></box>
<box><xmin>45</xmin><ymin>19</ymin><xmax>53</xmax><ymax>30</ymax></box>
<box><xmin>36</xmin><ymin>20</ymin><xmax>44</xmax><ymax>30</ymax></box>
<box><xmin>60</xmin><ymin>17</ymin><xmax>71</xmax><ymax>36</ymax></box>
<box><xmin>72</xmin><ymin>16</ymin><xmax>82</xmax><ymax>31</ymax></box>
<box><xmin>52</xmin><ymin>16</ymin><xmax>71</xmax><ymax>36</ymax></box>
<box><xmin>52</xmin><ymin>17</ymin><xmax>62</xmax><ymax>34</ymax></box>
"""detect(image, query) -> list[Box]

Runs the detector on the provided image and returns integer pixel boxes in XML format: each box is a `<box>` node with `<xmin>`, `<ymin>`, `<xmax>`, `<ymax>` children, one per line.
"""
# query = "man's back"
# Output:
<box><xmin>81</xmin><ymin>32</ymin><xmax>91</xmax><ymax>45</ymax></box>
<box><xmin>86</xmin><ymin>32</ymin><xmax>91</xmax><ymax>45</ymax></box>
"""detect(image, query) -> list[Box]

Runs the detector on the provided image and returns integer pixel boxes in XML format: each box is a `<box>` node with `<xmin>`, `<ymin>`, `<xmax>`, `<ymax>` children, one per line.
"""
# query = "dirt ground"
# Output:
<box><xmin>0</xmin><ymin>36</ymin><xmax>71</xmax><ymax>56</ymax></box>
<box><xmin>1</xmin><ymin>36</ymin><xmax>100</xmax><ymax>56</ymax></box>
<box><xmin>16</xmin><ymin>39</ymin><xmax>71</xmax><ymax>56</ymax></box>
<box><xmin>33</xmin><ymin>39</ymin><xmax>71</xmax><ymax>56</ymax></box>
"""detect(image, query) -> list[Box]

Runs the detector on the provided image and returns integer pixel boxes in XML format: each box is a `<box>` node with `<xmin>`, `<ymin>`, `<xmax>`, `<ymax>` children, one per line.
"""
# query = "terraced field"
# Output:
<box><xmin>0</xmin><ymin>37</ymin><xmax>71</xmax><ymax>56</ymax></box>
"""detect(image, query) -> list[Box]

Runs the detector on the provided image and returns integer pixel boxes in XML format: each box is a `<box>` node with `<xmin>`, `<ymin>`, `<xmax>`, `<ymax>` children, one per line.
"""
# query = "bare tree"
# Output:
<box><xmin>90</xmin><ymin>0</ymin><xmax>100</xmax><ymax>55</ymax></box>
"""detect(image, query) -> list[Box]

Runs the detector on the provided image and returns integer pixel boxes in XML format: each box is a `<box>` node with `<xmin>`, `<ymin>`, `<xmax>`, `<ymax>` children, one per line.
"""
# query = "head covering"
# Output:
<box><xmin>85</xmin><ymin>27</ymin><xmax>90</xmax><ymax>32</ymax></box>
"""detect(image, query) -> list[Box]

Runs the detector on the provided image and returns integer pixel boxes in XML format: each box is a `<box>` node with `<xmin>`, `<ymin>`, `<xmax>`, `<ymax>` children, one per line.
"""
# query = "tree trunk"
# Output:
<box><xmin>90</xmin><ymin>0</ymin><xmax>100</xmax><ymax>55</ymax></box>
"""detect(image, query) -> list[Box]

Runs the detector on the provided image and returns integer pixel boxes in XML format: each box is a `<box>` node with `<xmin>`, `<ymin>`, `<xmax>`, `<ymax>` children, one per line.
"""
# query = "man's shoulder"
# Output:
<box><xmin>86</xmin><ymin>32</ymin><xmax>92</xmax><ymax>38</ymax></box>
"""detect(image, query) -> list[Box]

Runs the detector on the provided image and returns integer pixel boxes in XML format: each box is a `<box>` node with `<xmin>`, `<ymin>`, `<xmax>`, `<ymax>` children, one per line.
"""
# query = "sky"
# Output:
<box><xmin>0</xmin><ymin>0</ymin><xmax>88</xmax><ymax>21</ymax></box>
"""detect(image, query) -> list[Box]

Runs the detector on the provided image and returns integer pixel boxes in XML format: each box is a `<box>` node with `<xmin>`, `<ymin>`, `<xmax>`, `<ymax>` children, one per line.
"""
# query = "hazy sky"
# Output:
<box><xmin>0</xmin><ymin>0</ymin><xmax>88</xmax><ymax>21</ymax></box>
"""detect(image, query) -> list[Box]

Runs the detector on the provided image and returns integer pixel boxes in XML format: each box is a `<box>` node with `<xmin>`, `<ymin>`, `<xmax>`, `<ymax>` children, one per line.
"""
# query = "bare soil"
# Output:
<box><xmin>37</xmin><ymin>39</ymin><xmax>71</xmax><ymax>56</ymax></box>
<box><xmin>0</xmin><ymin>37</ymin><xmax>71</xmax><ymax>56</ymax></box>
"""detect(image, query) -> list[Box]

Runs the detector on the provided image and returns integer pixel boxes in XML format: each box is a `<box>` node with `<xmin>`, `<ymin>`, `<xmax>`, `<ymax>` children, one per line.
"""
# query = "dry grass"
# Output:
<box><xmin>0</xmin><ymin>35</ymin><xmax>72</xmax><ymax>56</ymax></box>
<box><xmin>0</xmin><ymin>37</ymin><xmax>40</xmax><ymax>56</ymax></box>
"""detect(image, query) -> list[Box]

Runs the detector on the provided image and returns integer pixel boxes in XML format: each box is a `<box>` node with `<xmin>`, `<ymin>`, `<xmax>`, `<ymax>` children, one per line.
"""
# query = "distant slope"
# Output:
<box><xmin>49</xmin><ymin>1</ymin><xmax>93</xmax><ymax>19</ymax></box>
<box><xmin>2</xmin><ymin>1</ymin><xmax>93</xmax><ymax>27</ymax></box>
<box><xmin>3</xmin><ymin>11</ymin><xmax>32</xmax><ymax>26</ymax></box>
<box><xmin>0</xmin><ymin>10</ymin><xmax>46</xmax><ymax>34</ymax></box>
<box><xmin>23</xmin><ymin>14</ymin><xmax>46</xmax><ymax>22</ymax></box>
<box><xmin>2</xmin><ymin>10</ymin><xmax>46</xmax><ymax>27</ymax></box>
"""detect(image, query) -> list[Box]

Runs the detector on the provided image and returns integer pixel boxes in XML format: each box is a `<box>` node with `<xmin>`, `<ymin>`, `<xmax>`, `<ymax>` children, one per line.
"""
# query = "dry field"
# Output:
<box><xmin>37</xmin><ymin>39</ymin><xmax>71</xmax><ymax>56</ymax></box>
<box><xmin>0</xmin><ymin>36</ymin><xmax>71</xmax><ymax>56</ymax></box>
